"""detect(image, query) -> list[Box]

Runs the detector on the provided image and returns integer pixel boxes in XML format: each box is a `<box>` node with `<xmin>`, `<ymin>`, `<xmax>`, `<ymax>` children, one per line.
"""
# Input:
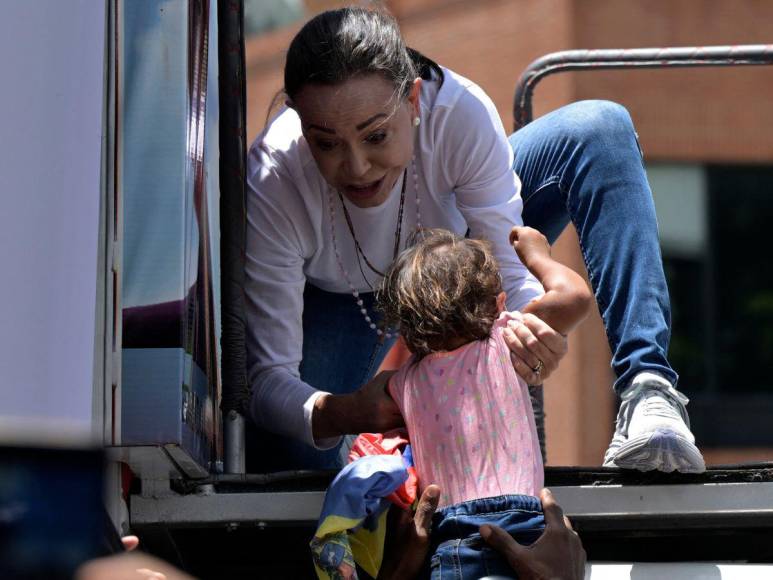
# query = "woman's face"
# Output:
<box><xmin>291</xmin><ymin>74</ymin><xmax>420</xmax><ymax>208</ymax></box>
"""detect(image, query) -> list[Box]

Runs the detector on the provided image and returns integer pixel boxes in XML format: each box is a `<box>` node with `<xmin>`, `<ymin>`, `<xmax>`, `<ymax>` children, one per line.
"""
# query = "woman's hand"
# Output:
<box><xmin>348</xmin><ymin>370</ymin><xmax>404</xmax><ymax>433</ymax></box>
<box><xmin>313</xmin><ymin>371</ymin><xmax>404</xmax><ymax>439</ymax></box>
<box><xmin>502</xmin><ymin>313</ymin><xmax>567</xmax><ymax>385</ymax></box>
<box><xmin>480</xmin><ymin>488</ymin><xmax>586</xmax><ymax>580</ymax></box>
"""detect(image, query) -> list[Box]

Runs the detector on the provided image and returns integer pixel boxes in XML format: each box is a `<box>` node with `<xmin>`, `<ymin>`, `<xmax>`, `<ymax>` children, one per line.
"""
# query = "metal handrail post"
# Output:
<box><xmin>218</xmin><ymin>0</ymin><xmax>248</xmax><ymax>475</ymax></box>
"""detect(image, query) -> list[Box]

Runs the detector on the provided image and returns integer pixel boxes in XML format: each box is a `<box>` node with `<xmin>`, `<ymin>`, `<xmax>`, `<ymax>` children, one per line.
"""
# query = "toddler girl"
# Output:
<box><xmin>378</xmin><ymin>226</ymin><xmax>591</xmax><ymax>579</ymax></box>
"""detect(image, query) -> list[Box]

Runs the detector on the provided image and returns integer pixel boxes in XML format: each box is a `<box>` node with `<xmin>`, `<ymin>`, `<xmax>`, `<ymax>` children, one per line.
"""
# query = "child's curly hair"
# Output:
<box><xmin>377</xmin><ymin>228</ymin><xmax>503</xmax><ymax>359</ymax></box>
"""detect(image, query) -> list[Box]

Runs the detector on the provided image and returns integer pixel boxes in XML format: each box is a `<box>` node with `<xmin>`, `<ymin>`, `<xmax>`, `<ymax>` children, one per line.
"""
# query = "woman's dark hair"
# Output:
<box><xmin>283</xmin><ymin>6</ymin><xmax>443</xmax><ymax>103</ymax></box>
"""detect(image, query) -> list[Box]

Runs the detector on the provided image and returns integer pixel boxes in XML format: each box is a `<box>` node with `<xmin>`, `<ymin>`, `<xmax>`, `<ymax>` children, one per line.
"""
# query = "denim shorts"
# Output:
<box><xmin>429</xmin><ymin>494</ymin><xmax>545</xmax><ymax>580</ymax></box>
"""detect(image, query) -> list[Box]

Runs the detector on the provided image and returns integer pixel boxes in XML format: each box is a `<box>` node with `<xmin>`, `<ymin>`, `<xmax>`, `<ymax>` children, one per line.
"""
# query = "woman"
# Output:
<box><xmin>245</xmin><ymin>6</ymin><xmax>704</xmax><ymax>473</ymax></box>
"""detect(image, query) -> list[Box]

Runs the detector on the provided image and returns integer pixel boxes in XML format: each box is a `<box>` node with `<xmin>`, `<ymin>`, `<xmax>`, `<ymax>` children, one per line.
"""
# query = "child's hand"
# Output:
<box><xmin>509</xmin><ymin>226</ymin><xmax>551</xmax><ymax>270</ymax></box>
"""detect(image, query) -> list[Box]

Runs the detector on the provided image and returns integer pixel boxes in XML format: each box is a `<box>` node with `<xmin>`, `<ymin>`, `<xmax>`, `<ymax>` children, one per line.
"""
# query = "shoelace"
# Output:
<box><xmin>640</xmin><ymin>395</ymin><xmax>682</xmax><ymax>419</ymax></box>
<box><xmin>618</xmin><ymin>387</ymin><xmax>688</xmax><ymax>433</ymax></box>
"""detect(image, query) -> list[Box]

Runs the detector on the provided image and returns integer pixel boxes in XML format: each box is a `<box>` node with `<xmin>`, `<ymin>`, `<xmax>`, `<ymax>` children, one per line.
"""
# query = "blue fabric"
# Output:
<box><xmin>311</xmin><ymin>455</ymin><xmax>408</xmax><ymax>579</ymax></box>
<box><xmin>429</xmin><ymin>494</ymin><xmax>545</xmax><ymax>580</ymax></box>
<box><xmin>511</xmin><ymin>100</ymin><xmax>675</xmax><ymax>393</ymax></box>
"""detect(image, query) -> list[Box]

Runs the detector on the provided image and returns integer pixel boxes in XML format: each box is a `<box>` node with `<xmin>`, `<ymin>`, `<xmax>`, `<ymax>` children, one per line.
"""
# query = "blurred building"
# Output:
<box><xmin>244</xmin><ymin>0</ymin><xmax>773</xmax><ymax>466</ymax></box>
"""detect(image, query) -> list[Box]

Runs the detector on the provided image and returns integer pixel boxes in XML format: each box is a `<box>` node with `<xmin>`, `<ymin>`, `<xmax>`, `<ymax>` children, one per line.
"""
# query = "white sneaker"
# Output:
<box><xmin>603</xmin><ymin>372</ymin><xmax>706</xmax><ymax>473</ymax></box>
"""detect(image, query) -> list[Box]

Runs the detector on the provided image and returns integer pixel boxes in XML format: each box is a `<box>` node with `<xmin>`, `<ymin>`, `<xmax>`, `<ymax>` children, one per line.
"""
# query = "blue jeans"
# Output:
<box><xmin>513</xmin><ymin>100</ymin><xmax>675</xmax><ymax>393</ymax></box>
<box><xmin>247</xmin><ymin>283</ymin><xmax>397</xmax><ymax>472</ymax></box>
<box><xmin>250</xmin><ymin>100</ymin><xmax>675</xmax><ymax>470</ymax></box>
<box><xmin>429</xmin><ymin>495</ymin><xmax>545</xmax><ymax>580</ymax></box>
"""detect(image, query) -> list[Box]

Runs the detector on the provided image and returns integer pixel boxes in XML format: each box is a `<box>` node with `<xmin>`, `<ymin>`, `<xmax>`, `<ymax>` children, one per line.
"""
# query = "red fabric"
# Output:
<box><xmin>349</xmin><ymin>430</ymin><xmax>418</xmax><ymax>510</ymax></box>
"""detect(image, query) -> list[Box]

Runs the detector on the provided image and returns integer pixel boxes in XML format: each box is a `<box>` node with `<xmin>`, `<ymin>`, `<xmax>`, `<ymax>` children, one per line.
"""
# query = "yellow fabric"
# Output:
<box><xmin>312</xmin><ymin>509</ymin><xmax>390</xmax><ymax>579</ymax></box>
<box><xmin>349</xmin><ymin>509</ymin><xmax>389</xmax><ymax>578</ymax></box>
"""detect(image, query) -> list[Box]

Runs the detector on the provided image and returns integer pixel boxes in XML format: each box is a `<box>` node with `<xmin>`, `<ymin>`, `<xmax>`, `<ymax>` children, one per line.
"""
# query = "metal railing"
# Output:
<box><xmin>513</xmin><ymin>44</ymin><xmax>773</xmax><ymax>456</ymax></box>
<box><xmin>514</xmin><ymin>44</ymin><xmax>773</xmax><ymax>131</ymax></box>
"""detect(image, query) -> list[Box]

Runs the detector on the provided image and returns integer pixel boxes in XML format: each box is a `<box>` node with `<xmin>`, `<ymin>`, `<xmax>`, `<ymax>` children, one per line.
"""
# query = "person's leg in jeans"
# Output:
<box><xmin>247</xmin><ymin>285</ymin><xmax>396</xmax><ymax>472</ymax></box>
<box><xmin>509</xmin><ymin>100</ymin><xmax>705</xmax><ymax>473</ymax></box>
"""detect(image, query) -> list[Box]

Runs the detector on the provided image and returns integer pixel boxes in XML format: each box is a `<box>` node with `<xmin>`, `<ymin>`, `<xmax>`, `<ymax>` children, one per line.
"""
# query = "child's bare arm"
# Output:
<box><xmin>509</xmin><ymin>227</ymin><xmax>592</xmax><ymax>335</ymax></box>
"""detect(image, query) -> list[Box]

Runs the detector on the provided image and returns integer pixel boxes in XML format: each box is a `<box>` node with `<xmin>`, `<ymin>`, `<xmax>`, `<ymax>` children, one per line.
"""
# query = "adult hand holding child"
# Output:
<box><xmin>481</xmin><ymin>488</ymin><xmax>587</xmax><ymax>580</ymax></box>
<box><xmin>313</xmin><ymin>370</ymin><xmax>401</xmax><ymax>440</ymax></box>
<box><xmin>380</xmin><ymin>487</ymin><xmax>586</xmax><ymax>580</ymax></box>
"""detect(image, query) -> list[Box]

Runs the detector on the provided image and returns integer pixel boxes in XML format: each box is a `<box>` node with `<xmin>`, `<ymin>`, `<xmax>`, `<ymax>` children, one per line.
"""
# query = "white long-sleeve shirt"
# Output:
<box><xmin>245</xmin><ymin>68</ymin><xmax>543</xmax><ymax>448</ymax></box>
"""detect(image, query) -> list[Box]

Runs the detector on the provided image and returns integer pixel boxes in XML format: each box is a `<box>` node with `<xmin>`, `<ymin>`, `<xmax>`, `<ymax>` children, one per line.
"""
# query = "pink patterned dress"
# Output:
<box><xmin>388</xmin><ymin>312</ymin><xmax>544</xmax><ymax>508</ymax></box>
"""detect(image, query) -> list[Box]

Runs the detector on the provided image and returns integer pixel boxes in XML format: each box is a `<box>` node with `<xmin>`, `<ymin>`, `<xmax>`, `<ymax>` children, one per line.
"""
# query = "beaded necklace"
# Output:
<box><xmin>328</xmin><ymin>156</ymin><xmax>422</xmax><ymax>339</ymax></box>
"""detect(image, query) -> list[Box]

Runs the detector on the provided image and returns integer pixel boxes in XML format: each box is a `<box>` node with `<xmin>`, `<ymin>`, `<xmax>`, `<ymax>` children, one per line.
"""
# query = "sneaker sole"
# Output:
<box><xmin>612</xmin><ymin>428</ymin><xmax>706</xmax><ymax>473</ymax></box>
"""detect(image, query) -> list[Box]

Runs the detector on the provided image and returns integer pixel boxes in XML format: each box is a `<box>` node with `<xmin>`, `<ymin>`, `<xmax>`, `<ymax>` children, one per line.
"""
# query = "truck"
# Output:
<box><xmin>1</xmin><ymin>1</ymin><xmax>772</xmax><ymax>578</ymax></box>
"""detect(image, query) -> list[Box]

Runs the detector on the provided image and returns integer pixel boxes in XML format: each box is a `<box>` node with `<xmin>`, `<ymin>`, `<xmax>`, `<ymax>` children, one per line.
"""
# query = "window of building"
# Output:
<box><xmin>649</xmin><ymin>163</ymin><xmax>773</xmax><ymax>447</ymax></box>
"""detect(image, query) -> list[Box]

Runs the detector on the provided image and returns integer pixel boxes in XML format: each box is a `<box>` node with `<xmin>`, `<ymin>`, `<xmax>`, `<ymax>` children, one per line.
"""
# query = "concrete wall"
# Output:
<box><xmin>573</xmin><ymin>0</ymin><xmax>773</xmax><ymax>163</ymax></box>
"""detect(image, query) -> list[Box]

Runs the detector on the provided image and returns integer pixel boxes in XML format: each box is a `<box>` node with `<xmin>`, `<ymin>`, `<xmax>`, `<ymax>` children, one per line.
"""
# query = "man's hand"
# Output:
<box><xmin>480</xmin><ymin>488</ymin><xmax>586</xmax><ymax>580</ymax></box>
<box><xmin>313</xmin><ymin>371</ymin><xmax>404</xmax><ymax>440</ymax></box>
<box><xmin>378</xmin><ymin>484</ymin><xmax>441</xmax><ymax>580</ymax></box>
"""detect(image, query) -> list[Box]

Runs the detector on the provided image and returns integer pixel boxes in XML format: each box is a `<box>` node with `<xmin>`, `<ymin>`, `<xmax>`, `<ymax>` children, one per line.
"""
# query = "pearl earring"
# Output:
<box><xmin>413</xmin><ymin>116</ymin><xmax>421</xmax><ymax>127</ymax></box>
